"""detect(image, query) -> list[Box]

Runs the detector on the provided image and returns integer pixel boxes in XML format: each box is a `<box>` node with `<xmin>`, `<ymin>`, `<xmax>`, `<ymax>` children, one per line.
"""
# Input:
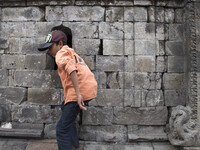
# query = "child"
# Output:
<box><xmin>38</xmin><ymin>30</ymin><xmax>97</xmax><ymax>150</ymax></box>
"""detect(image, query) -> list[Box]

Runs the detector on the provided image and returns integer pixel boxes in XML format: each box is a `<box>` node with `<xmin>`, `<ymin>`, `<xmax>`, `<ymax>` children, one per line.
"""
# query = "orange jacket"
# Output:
<box><xmin>55</xmin><ymin>45</ymin><xmax>97</xmax><ymax>104</ymax></box>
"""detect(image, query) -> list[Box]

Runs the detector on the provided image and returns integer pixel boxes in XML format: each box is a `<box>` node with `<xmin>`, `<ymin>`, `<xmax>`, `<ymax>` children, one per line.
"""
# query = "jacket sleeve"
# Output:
<box><xmin>55</xmin><ymin>49</ymin><xmax>78</xmax><ymax>75</ymax></box>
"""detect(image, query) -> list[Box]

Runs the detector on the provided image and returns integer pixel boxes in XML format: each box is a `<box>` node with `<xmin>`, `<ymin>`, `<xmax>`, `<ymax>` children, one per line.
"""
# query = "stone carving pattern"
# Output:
<box><xmin>168</xmin><ymin>105</ymin><xmax>198</xmax><ymax>146</ymax></box>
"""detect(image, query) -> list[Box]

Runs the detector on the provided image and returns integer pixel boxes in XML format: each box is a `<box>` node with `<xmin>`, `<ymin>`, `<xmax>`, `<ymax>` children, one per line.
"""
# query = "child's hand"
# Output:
<box><xmin>77</xmin><ymin>95</ymin><xmax>87</xmax><ymax>111</ymax></box>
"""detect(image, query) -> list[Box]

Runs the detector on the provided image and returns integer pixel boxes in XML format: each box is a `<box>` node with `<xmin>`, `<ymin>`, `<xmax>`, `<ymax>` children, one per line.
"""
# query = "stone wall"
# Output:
<box><xmin>0</xmin><ymin>0</ymin><xmax>193</xmax><ymax>149</ymax></box>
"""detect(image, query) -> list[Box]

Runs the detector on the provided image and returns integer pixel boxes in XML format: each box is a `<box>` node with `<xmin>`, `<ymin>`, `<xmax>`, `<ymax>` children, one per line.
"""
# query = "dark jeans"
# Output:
<box><xmin>56</xmin><ymin>100</ymin><xmax>90</xmax><ymax>150</ymax></box>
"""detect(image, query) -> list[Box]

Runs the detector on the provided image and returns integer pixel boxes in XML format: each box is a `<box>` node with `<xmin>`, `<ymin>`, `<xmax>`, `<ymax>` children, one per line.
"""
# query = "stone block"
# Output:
<box><xmin>99</xmin><ymin>22</ymin><xmax>124</xmax><ymax>40</ymax></box>
<box><xmin>144</xmin><ymin>90</ymin><xmax>164</xmax><ymax>107</ymax></box>
<box><xmin>165</xmin><ymin>8</ymin><xmax>175</xmax><ymax>23</ymax></box>
<box><xmin>1</xmin><ymin>22</ymin><xmax>23</xmax><ymax>37</ymax></box>
<box><xmin>26</xmin><ymin>140</ymin><xmax>58</xmax><ymax>150</ymax></box>
<box><xmin>155</xmin><ymin>7</ymin><xmax>165</xmax><ymax>22</ymax></box>
<box><xmin>0</xmin><ymin>104</ymin><xmax>11</xmax><ymax>122</ymax></box>
<box><xmin>124</xmin><ymin>22</ymin><xmax>134</xmax><ymax>40</ymax></box>
<box><xmin>163</xmin><ymin>73</ymin><xmax>185</xmax><ymax>90</ymax></box>
<box><xmin>12</xmin><ymin>105</ymin><xmax>61</xmax><ymax>124</ymax></box>
<box><xmin>113</xmin><ymin>106</ymin><xmax>168</xmax><ymax>125</ymax></box>
<box><xmin>44</xmin><ymin>124</ymin><xmax>56</xmax><ymax>139</ymax></box>
<box><xmin>12</xmin><ymin>122</ymin><xmax>43</xmax><ymax>130</ymax></box>
<box><xmin>80</xmin><ymin>55</ymin><xmax>95</xmax><ymax>70</ymax></box>
<box><xmin>156</xmin><ymin>23</ymin><xmax>165</xmax><ymax>40</ymax></box>
<box><xmin>63</xmin><ymin>6</ymin><xmax>104</xmax><ymax>21</ymax></box>
<box><xmin>124</xmin><ymin>89</ymin><xmax>134</xmax><ymax>107</ymax></box>
<box><xmin>128</xmin><ymin>125</ymin><xmax>167</xmax><ymax>141</ymax></box>
<box><xmin>135</xmin><ymin>40</ymin><xmax>156</xmax><ymax>55</ymax></box>
<box><xmin>27</xmin><ymin>88</ymin><xmax>61</xmax><ymax>105</ymax></box>
<box><xmin>124</xmin><ymin>7</ymin><xmax>147</xmax><ymax>22</ymax></box>
<box><xmin>166</xmin><ymin>41</ymin><xmax>184</xmax><ymax>56</ymax></box>
<box><xmin>63</xmin><ymin>22</ymin><xmax>98</xmax><ymax>39</ymax></box>
<box><xmin>73</xmin><ymin>39</ymin><xmax>100</xmax><ymax>55</ymax></box>
<box><xmin>153</xmin><ymin>142</ymin><xmax>181</xmax><ymax>150</ymax></box>
<box><xmin>106</xmin><ymin>7</ymin><xmax>124</xmax><ymax>22</ymax></box>
<box><xmin>105</xmin><ymin>72</ymin><xmax>121</xmax><ymax>89</ymax></box>
<box><xmin>96</xmin><ymin>55</ymin><xmax>124</xmax><ymax>71</ymax></box>
<box><xmin>103</xmin><ymin>40</ymin><xmax>123</xmax><ymax>55</ymax></box>
<box><xmin>75</xmin><ymin>0</ymin><xmax>101</xmax><ymax>5</ymax></box>
<box><xmin>82</xmin><ymin>106</ymin><xmax>113</xmax><ymax>125</ymax></box>
<box><xmin>84</xmin><ymin>142</ymin><xmax>112</xmax><ymax>150</ymax></box>
<box><xmin>96</xmin><ymin>89</ymin><xmax>123</xmax><ymax>106</ymax></box>
<box><xmin>134</xmin><ymin>0</ymin><xmax>152</xmax><ymax>5</ymax></box>
<box><xmin>0</xmin><ymin>87</ymin><xmax>27</xmax><ymax>105</ymax></box>
<box><xmin>2</xmin><ymin>7</ymin><xmax>44</xmax><ymax>21</ymax></box>
<box><xmin>0</xmin><ymin>69</ymin><xmax>8</xmax><ymax>86</ymax></box>
<box><xmin>119</xmin><ymin>72</ymin><xmax>133</xmax><ymax>89</ymax></box>
<box><xmin>13</xmin><ymin>70</ymin><xmax>62</xmax><ymax>88</ymax></box>
<box><xmin>94</xmin><ymin>71</ymin><xmax>107</xmax><ymax>89</ymax></box>
<box><xmin>148</xmin><ymin>6</ymin><xmax>155</xmax><ymax>22</ymax></box>
<box><xmin>45</xmin><ymin>6</ymin><xmax>63</xmax><ymax>21</ymax></box>
<box><xmin>25</xmin><ymin>54</ymin><xmax>55</xmax><ymax>70</ymax></box>
<box><xmin>125</xmin><ymin>55</ymin><xmax>134</xmax><ymax>72</ymax></box>
<box><xmin>134</xmin><ymin>23</ymin><xmax>155</xmax><ymax>40</ymax></box>
<box><xmin>7</xmin><ymin>38</ymin><xmax>21</xmax><ymax>53</ymax></box>
<box><xmin>157</xmin><ymin>40</ymin><xmax>165</xmax><ymax>55</ymax></box>
<box><xmin>175</xmin><ymin>9</ymin><xmax>183</xmax><ymax>23</ymax></box>
<box><xmin>156</xmin><ymin>56</ymin><xmax>167</xmax><ymax>72</ymax></box>
<box><xmin>166</xmin><ymin>0</ymin><xmax>188</xmax><ymax>7</ymax></box>
<box><xmin>0</xmin><ymin>139</ymin><xmax>27</xmax><ymax>150</ymax></box>
<box><xmin>0</xmin><ymin>38</ymin><xmax>8</xmax><ymax>49</ymax></box>
<box><xmin>79</xmin><ymin>125</ymin><xmax>127</xmax><ymax>143</ymax></box>
<box><xmin>1</xmin><ymin>54</ymin><xmax>25</xmax><ymax>69</ymax></box>
<box><xmin>135</xmin><ymin>56</ymin><xmax>155</xmax><ymax>72</ymax></box>
<box><xmin>168</xmin><ymin>56</ymin><xmax>185</xmax><ymax>72</ymax></box>
<box><xmin>125</xmin><ymin>40</ymin><xmax>134</xmax><ymax>55</ymax></box>
<box><xmin>165</xmin><ymin>90</ymin><xmax>186</xmax><ymax>106</ymax></box>
<box><xmin>169</xmin><ymin>24</ymin><xmax>184</xmax><ymax>41</ymax></box>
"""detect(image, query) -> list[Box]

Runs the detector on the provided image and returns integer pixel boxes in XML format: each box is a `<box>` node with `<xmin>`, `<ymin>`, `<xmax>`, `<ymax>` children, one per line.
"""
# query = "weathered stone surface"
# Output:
<box><xmin>13</xmin><ymin>70</ymin><xmax>62</xmax><ymax>88</ymax></box>
<box><xmin>153</xmin><ymin>142</ymin><xmax>181</xmax><ymax>150</ymax></box>
<box><xmin>113</xmin><ymin>142</ymin><xmax>153</xmax><ymax>150</ymax></box>
<box><xmin>0</xmin><ymin>38</ymin><xmax>8</xmax><ymax>49</ymax></box>
<box><xmin>124</xmin><ymin>7</ymin><xmax>147</xmax><ymax>22</ymax></box>
<box><xmin>2</xmin><ymin>7</ymin><xmax>44</xmax><ymax>21</ymax></box>
<box><xmin>156</xmin><ymin>56</ymin><xmax>167</xmax><ymax>72</ymax></box>
<box><xmin>12</xmin><ymin>105</ymin><xmax>61</xmax><ymax>124</ymax></box>
<box><xmin>27</xmin><ymin>88</ymin><xmax>61</xmax><ymax>105</ymax></box>
<box><xmin>157</xmin><ymin>40</ymin><xmax>165</xmax><ymax>55</ymax></box>
<box><xmin>1</xmin><ymin>54</ymin><xmax>25</xmax><ymax>69</ymax></box>
<box><xmin>96</xmin><ymin>89</ymin><xmax>123</xmax><ymax>106</ymax></box>
<box><xmin>80</xmin><ymin>55</ymin><xmax>95</xmax><ymax>70</ymax></box>
<box><xmin>134</xmin><ymin>72</ymin><xmax>161</xmax><ymax>90</ymax></box>
<box><xmin>156</xmin><ymin>23</ymin><xmax>165</xmax><ymax>40</ymax></box>
<box><xmin>0</xmin><ymin>69</ymin><xmax>8</xmax><ymax>86</ymax></box>
<box><xmin>128</xmin><ymin>125</ymin><xmax>167</xmax><ymax>141</ymax></box>
<box><xmin>64</xmin><ymin>6</ymin><xmax>104</xmax><ymax>21</ymax></box>
<box><xmin>82</xmin><ymin>106</ymin><xmax>113</xmax><ymax>125</ymax></box>
<box><xmin>79</xmin><ymin>125</ymin><xmax>127</xmax><ymax>143</ymax></box>
<box><xmin>73</xmin><ymin>39</ymin><xmax>100</xmax><ymax>55</ymax></box>
<box><xmin>124</xmin><ymin>22</ymin><xmax>134</xmax><ymax>39</ymax></box>
<box><xmin>125</xmin><ymin>40</ymin><xmax>134</xmax><ymax>55</ymax></box>
<box><xmin>94</xmin><ymin>71</ymin><xmax>106</xmax><ymax>89</ymax></box>
<box><xmin>44</xmin><ymin>124</ymin><xmax>56</xmax><ymax>139</ymax></box>
<box><xmin>166</xmin><ymin>41</ymin><xmax>184</xmax><ymax>56</ymax></box>
<box><xmin>145</xmin><ymin>90</ymin><xmax>164</xmax><ymax>107</ymax></box>
<box><xmin>135</xmin><ymin>40</ymin><xmax>156</xmax><ymax>55</ymax></box>
<box><xmin>135</xmin><ymin>56</ymin><xmax>155</xmax><ymax>72</ymax></box>
<box><xmin>124</xmin><ymin>89</ymin><xmax>135</xmax><ymax>107</ymax></box>
<box><xmin>148</xmin><ymin>6</ymin><xmax>155</xmax><ymax>22</ymax></box>
<box><xmin>165</xmin><ymin>8</ymin><xmax>175</xmax><ymax>23</ymax></box>
<box><xmin>0</xmin><ymin>104</ymin><xmax>11</xmax><ymax>122</ymax></box>
<box><xmin>134</xmin><ymin>0</ymin><xmax>152</xmax><ymax>6</ymax></box>
<box><xmin>169</xmin><ymin>24</ymin><xmax>184</xmax><ymax>41</ymax></box>
<box><xmin>25</xmin><ymin>54</ymin><xmax>55</xmax><ymax>70</ymax></box>
<box><xmin>63</xmin><ymin>22</ymin><xmax>98</xmax><ymax>39</ymax></box>
<box><xmin>113</xmin><ymin>106</ymin><xmax>168</xmax><ymax>125</ymax></box>
<box><xmin>155</xmin><ymin>7</ymin><xmax>165</xmax><ymax>22</ymax></box>
<box><xmin>135</xmin><ymin>23</ymin><xmax>155</xmax><ymax>40</ymax></box>
<box><xmin>26</xmin><ymin>140</ymin><xmax>58</xmax><ymax>150</ymax></box>
<box><xmin>84</xmin><ymin>142</ymin><xmax>112</xmax><ymax>150</ymax></box>
<box><xmin>106</xmin><ymin>7</ymin><xmax>124</xmax><ymax>22</ymax></box>
<box><xmin>0</xmin><ymin>138</ymin><xmax>27</xmax><ymax>150</ymax></box>
<box><xmin>175</xmin><ymin>9</ymin><xmax>183</xmax><ymax>23</ymax></box>
<box><xmin>168</xmin><ymin>56</ymin><xmax>185</xmax><ymax>72</ymax></box>
<box><xmin>0</xmin><ymin>87</ymin><xmax>27</xmax><ymax>105</ymax></box>
<box><xmin>12</xmin><ymin>122</ymin><xmax>43</xmax><ymax>130</ymax></box>
<box><xmin>163</xmin><ymin>73</ymin><xmax>185</xmax><ymax>90</ymax></box>
<box><xmin>103</xmin><ymin>40</ymin><xmax>123</xmax><ymax>55</ymax></box>
<box><xmin>165</xmin><ymin>90</ymin><xmax>186</xmax><ymax>106</ymax></box>
<box><xmin>96</xmin><ymin>55</ymin><xmax>124</xmax><ymax>71</ymax></box>
<box><xmin>7</xmin><ymin>38</ymin><xmax>21</xmax><ymax>53</ymax></box>
<box><xmin>99</xmin><ymin>22</ymin><xmax>124</xmax><ymax>40</ymax></box>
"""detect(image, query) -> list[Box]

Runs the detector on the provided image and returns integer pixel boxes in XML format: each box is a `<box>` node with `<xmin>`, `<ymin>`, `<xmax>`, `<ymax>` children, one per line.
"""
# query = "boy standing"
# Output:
<box><xmin>38</xmin><ymin>30</ymin><xmax>97</xmax><ymax>150</ymax></box>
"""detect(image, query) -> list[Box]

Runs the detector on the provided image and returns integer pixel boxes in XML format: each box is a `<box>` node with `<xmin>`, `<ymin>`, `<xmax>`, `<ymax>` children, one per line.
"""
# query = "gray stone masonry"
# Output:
<box><xmin>0</xmin><ymin>0</ymin><xmax>196</xmax><ymax>149</ymax></box>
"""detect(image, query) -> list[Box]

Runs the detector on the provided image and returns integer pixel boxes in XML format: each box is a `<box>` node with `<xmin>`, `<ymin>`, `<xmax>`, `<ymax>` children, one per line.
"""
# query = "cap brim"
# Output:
<box><xmin>38</xmin><ymin>43</ymin><xmax>53</xmax><ymax>51</ymax></box>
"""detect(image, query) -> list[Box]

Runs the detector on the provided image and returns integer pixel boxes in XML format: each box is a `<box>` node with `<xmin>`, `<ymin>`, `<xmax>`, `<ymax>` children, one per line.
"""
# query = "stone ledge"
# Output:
<box><xmin>0</xmin><ymin>128</ymin><xmax>43</xmax><ymax>138</ymax></box>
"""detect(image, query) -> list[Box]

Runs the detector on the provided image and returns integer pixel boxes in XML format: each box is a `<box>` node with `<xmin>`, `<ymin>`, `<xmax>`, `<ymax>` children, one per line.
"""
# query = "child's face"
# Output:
<box><xmin>47</xmin><ymin>41</ymin><xmax>63</xmax><ymax>57</ymax></box>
